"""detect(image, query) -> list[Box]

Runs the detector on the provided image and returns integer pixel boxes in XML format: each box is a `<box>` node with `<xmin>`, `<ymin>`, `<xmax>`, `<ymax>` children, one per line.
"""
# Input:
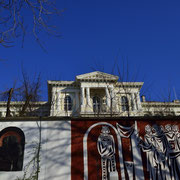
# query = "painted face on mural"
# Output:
<box><xmin>145</xmin><ymin>125</ymin><xmax>152</xmax><ymax>135</ymax></box>
<box><xmin>152</xmin><ymin>124</ymin><xmax>161</xmax><ymax>135</ymax></box>
<box><xmin>165</xmin><ymin>124</ymin><xmax>172</xmax><ymax>133</ymax></box>
<box><xmin>101</xmin><ymin>126</ymin><xmax>110</xmax><ymax>134</ymax></box>
<box><xmin>172</xmin><ymin>125</ymin><xmax>179</xmax><ymax>133</ymax></box>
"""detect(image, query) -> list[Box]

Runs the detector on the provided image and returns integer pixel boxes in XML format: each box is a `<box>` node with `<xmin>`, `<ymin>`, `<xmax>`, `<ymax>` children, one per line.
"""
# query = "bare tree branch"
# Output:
<box><xmin>0</xmin><ymin>0</ymin><xmax>63</xmax><ymax>49</ymax></box>
<box><xmin>0</xmin><ymin>68</ymin><xmax>41</xmax><ymax>117</ymax></box>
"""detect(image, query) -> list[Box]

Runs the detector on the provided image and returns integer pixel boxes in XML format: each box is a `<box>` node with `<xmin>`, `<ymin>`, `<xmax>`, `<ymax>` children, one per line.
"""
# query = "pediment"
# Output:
<box><xmin>76</xmin><ymin>71</ymin><xmax>119</xmax><ymax>81</ymax></box>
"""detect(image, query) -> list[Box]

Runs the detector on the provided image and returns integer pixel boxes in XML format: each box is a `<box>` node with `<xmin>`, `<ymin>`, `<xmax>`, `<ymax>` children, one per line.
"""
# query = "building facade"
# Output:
<box><xmin>48</xmin><ymin>71</ymin><xmax>144</xmax><ymax>117</ymax></box>
<box><xmin>0</xmin><ymin>71</ymin><xmax>180</xmax><ymax>117</ymax></box>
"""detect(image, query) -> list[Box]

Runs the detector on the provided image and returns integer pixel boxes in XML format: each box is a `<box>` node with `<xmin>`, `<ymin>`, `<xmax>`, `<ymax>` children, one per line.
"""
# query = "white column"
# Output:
<box><xmin>110</xmin><ymin>88</ymin><xmax>115</xmax><ymax>106</ymax></box>
<box><xmin>86</xmin><ymin>87</ymin><xmax>90</xmax><ymax>105</ymax></box>
<box><xmin>134</xmin><ymin>93</ymin><xmax>138</xmax><ymax>110</ymax></box>
<box><xmin>131</xmin><ymin>93</ymin><xmax>136</xmax><ymax>111</ymax></box>
<box><xmin>136</xmin><ymin>92</ymin><xmax>142</xmax><ymax>110</ymax></box>
<box><xmin>51</xmin><ymin>87</ymin><xmax>56</xmax><ymax>116</ymax></box>
<box><xmin>106</xmin><ymin>87</ymin><xmax>110</xmax><ymax>107</ymax></box>
<box><xmin>56</xmin><ymin>91</ymin><xmax>61</xmax><ymax>112</ymax></box>
<box><xmin>81</xmin><ymin>87</ymin><xmax>85</xmax><ymax>108</ymax></box>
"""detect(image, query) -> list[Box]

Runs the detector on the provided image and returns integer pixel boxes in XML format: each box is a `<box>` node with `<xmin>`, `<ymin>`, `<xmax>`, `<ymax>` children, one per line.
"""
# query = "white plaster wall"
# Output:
<box><xmin>0</xmin><ymin>120</ymin><xmax>71</xmax><ymax>180</ymax></box>
<box><xmin>41</xmin><ymin>121</ymin><xmax>71</xmax><ymax>180</ymax></box>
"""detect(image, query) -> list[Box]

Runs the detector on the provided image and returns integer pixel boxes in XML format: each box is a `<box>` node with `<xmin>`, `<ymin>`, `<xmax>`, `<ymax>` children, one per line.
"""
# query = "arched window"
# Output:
<box><xmin>121</xmin><ymin>96</ymin><xmax>129</xmax><ymax>111</ymax></box>
<box><xmin>64</xmin><ymin>95</ymin><xmax>73</xmax><ymax>111</ymax></box>
<box><xmin>93</xmin><ymin>96</ymin><xmax>101</xmax><ymax>113</ymax></box>
<box><xmin>0</xmin><ymin>127</ymin><xmax>25</xmax><ymax>171</ymax></box>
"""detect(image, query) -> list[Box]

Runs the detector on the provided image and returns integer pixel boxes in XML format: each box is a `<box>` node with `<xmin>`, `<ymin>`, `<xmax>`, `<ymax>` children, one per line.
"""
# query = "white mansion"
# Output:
<box><xmin>0</xmin><ymin>71</ymin><xmax>180</xmax><ymax>117</ymax></box>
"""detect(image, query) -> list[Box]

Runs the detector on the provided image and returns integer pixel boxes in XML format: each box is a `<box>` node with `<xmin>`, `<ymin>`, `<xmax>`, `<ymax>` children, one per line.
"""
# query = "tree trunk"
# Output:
<box><xmin>19</xmin><ymin>95</ymin><xmax>32</xmax><ymax>116</ymax></box>
<box><xmin>6</xmin><ymin>88</ymin><xmax>13</xmax><ymax>117</ymax></box>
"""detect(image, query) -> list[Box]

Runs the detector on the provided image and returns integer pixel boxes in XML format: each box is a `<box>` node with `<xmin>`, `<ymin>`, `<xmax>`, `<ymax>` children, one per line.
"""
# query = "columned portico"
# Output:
<box><xmin>80</xmin><ymin>82</ymin><xmax>114</xmax><ymax>113</ymax></box>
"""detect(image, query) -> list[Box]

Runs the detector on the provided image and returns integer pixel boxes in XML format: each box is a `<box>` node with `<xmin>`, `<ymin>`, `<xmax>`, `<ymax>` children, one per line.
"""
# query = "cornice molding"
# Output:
<box><xmin>76</xmin><ymin>71</ymin><xmax>119</xmax><ymax>82</ymax></box>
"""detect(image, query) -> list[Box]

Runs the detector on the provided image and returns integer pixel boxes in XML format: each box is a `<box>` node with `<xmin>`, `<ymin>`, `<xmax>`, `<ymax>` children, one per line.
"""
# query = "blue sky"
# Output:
<box><xmin>0</xmin><ymin>0</ymin><xmax>180</xmax><ymax>101</ymax></box>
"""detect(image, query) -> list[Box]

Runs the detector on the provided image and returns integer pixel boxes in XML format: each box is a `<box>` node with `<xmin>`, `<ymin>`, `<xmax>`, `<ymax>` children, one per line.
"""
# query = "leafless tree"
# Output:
<box><xmin>0</xmin><ymin>0</ymin><xmax>63</xmax><ymax>49</ymax></box>
<box><xmin>0</xmin><ymin>69</ymin><xmax>41</xmax><ymax>117</ymax></box>
<box><xmin>18</xmin><ymin>70</ymin><xmax>41</xmax><ymax>116</ymax></box>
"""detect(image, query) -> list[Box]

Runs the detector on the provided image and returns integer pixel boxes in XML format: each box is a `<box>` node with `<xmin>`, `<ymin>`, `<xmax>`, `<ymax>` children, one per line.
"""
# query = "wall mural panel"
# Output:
<box><xmin>71</xmin><ymin>120</ymin><xmax>180</xmax><ymax>180</ymax></box>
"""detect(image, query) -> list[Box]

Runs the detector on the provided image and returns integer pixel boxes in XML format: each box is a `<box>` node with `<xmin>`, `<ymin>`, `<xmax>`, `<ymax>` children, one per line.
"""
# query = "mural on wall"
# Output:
<box><xmin>71</xmin><ymin>120</ymin><xmax>180</xmax><ymax>180</ymax></box>
<box><xmin>138</xmin><ymin>124</ymin><xmax>180</xmax><ymax>180</ymax></box>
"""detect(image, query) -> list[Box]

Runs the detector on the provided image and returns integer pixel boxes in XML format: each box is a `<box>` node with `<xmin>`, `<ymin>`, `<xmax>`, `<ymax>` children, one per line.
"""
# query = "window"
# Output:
<box><xmin>64</xmin><ymin>95</ymin><xmax>73</xmax><ymax>111</ymax></box>
<box><xmin>121</xmin><ymin>96</ymin><xmax>129</xmax><ymax>111</ymax></box>
<box><xmin>0</xmin><ymin>127</ymin><xmax>25</xmax><ymax>171</ymax></box>
<box><xmin>93</xmin><ymin>96</ymin><xmax>101</xmax><ymax>113</ymax></box>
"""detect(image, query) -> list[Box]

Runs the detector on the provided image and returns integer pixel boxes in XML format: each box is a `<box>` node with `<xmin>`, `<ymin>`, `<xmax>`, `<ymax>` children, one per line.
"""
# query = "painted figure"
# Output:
<box><xmin>97</xmin><ymin>126</ymin><xmax>118</xmax><ymax>180</ymax></box>
<box><xmin>165</xmin><ymin>124</ymin><xmax>180</xmax><ymax>180</ymax></box>
<box><xmin>138</xmin><ymin>124</ymin><xmax>180</xmax><ymax>180</ymax></box>
<box><xmin>151</xmin><ymin>124</ymin><xmax>171</xmax><ymax>180</ymax></box>
<box><xmin>139</xmin><ymin>125</ymin><xmax>157</xmax><ymax>180</ymax></box>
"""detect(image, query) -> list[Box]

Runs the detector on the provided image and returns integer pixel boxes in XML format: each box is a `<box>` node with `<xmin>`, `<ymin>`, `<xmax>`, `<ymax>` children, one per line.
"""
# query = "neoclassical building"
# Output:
<box><xmin>48</xmin><ymin>71</ymin><xmax>143</xmax><ymax>117</ymax></box>
<box><xmin>0</xmin><ymin>71</ymin><xmax>180</xmax><ymax>117</ymax></box>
